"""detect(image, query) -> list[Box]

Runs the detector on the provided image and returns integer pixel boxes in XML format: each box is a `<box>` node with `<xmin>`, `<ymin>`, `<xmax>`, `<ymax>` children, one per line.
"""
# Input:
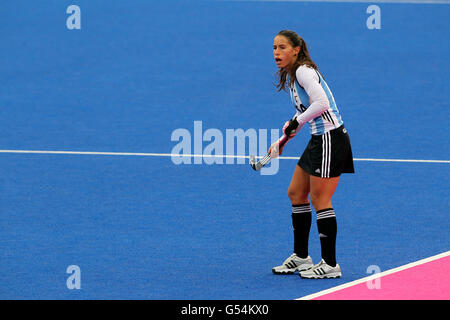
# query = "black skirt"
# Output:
<box><xmin>298</xmin><ymin>124</ymin><xmax>355</xmax><ymax>178</ymax></box>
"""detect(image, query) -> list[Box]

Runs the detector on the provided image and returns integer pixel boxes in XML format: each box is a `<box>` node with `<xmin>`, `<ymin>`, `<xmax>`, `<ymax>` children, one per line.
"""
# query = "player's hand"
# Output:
<box><xmin>268</xmin><ymin>139</ymin><xmax>284</xmax><ymax>158</ymax></box>
<box><xmin>283</xmin><ymin>118</ymin><xmax>299</xmax><ymax>138</ymax></box>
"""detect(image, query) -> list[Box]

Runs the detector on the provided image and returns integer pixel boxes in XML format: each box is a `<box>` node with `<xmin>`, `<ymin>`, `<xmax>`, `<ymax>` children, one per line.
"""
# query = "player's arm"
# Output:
<box><xmin>291</xmin><ymin>66</ymin><xmax>330</xmax><ymax>129</ymax></box>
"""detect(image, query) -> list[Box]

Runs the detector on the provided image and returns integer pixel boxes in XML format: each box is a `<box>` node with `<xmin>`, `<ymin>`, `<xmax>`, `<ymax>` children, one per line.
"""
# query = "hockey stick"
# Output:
<box><xmin>249</xmin><ymin>134</ymin><xmax>289</xmax><ymax>171</ymax></box>
<box><xmin>249</xmin><ymin>153</ymin><xmax>272</xmax><ymax>171</ymax></box>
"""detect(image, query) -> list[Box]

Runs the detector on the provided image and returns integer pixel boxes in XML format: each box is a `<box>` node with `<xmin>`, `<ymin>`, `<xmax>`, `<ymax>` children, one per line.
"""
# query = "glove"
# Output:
<box><xmin>283</xmin><ymin>118</ymin><xmax>299</xmax><ymax>138</ymax></box>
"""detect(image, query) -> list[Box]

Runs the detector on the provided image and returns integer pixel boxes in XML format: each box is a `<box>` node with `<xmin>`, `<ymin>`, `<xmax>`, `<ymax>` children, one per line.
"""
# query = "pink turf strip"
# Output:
<box><xmin>313</xmin><ymin>254</ymin><xmax>450</xmax><ymax>300</ymax></box>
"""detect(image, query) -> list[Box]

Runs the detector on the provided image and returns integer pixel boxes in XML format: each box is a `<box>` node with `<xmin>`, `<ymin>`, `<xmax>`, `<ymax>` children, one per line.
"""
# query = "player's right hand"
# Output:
<box><xmin>268</xmin><ymin>139</ymin><xmax>283</xmax><ymax>158</ymax></box>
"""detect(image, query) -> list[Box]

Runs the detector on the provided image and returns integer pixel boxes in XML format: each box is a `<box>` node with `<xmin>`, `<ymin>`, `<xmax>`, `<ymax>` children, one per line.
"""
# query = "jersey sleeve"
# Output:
<box><xmin>294</xmin><ymin>65</ymin><xmax>330</xmax><ymax>126</ymax></box>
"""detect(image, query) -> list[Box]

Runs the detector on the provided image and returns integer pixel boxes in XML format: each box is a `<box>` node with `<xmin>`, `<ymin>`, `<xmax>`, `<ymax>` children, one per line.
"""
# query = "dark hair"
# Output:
<box><xmin>275</xmin><ymin>30</ymin><xmax>318</xmax><ymax>92</ymax></box>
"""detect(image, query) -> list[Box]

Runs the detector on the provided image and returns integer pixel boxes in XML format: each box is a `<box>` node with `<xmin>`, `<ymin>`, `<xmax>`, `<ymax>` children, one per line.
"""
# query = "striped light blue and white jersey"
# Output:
<box><xmin>289</xmin><ymin>65</ymin><xmax>343</xmax><ymax>135</ymax></box>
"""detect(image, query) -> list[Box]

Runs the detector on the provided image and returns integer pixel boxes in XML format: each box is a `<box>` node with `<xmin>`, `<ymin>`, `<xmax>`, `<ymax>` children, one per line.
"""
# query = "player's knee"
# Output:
<box><xmin>288</xmin><ymin>187</ymin><xmax>309</xmax><ymax>204</ymax></box>
<box><xmin>310</xmin><ymin>193</ymin><xmax>331</xmax><ymax>211</ymax></box>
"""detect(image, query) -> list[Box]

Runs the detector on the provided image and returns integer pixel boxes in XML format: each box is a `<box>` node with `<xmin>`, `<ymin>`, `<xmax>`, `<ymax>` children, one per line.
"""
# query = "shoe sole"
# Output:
<box><xmin>272</xmin><ymin>269</ymin><xmax>296</xmax><ymax>275</ymax></box>
<box><xmin>299</xmin><ymin>272</ymin><xmax>342</xmax><ymax>279</ymax></box>
<box><xmin>272</xmin><ymin>265</ymin><xmax>313</xmax><ymax>275</ymax></box>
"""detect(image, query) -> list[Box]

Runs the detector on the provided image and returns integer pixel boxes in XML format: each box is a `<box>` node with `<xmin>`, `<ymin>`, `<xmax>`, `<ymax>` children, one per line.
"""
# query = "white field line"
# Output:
<box><xmin>0</xmin><ymin>149</ymin><xmax>449</xmax><ymax>163</ymax></box>
<box><xmin>297</xmin><ymin>251</ymin><xmax>450</xmax><ymax>300</ymax></box>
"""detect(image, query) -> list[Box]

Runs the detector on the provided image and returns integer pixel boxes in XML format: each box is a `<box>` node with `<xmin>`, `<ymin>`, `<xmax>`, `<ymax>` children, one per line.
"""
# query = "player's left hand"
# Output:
<box><xmin>283</xmin><ymin>118</ymin><xmax>299</xmax><ymax>138</ymax></box>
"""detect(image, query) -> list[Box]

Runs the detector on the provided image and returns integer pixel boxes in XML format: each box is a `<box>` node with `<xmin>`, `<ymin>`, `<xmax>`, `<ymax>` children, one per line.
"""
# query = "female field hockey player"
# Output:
<box><xmin>269</xmin><ymin>30</ymin><xmax>354</xmax><ymax>278</ymax></box>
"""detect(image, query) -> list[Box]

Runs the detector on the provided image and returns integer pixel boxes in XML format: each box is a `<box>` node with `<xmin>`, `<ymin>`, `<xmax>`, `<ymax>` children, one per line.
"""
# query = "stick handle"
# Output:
<box><xmin>278</xmin><ymin>134</ymin><xmax>290</xmax><ymax>149</ymax></box>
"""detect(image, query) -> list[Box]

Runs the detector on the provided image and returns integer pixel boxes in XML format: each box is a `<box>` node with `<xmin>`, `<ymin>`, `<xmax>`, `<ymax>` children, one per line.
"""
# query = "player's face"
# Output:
<box><xmin>273</xmin><ymin>35</ymin><xmax>299</xmax><ymax>69</ymax></box>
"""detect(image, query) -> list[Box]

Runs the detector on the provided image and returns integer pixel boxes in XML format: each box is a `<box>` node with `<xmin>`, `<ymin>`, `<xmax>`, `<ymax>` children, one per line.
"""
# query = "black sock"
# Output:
<box><xmin>316</xmin><ymin>208</ymin><xmax>337</xmax><ymax>267</ymax></box>
<box><xmin>292</xmin><ymin>203</ymin><xmax>312</xmax><ymax>259</ymax></box>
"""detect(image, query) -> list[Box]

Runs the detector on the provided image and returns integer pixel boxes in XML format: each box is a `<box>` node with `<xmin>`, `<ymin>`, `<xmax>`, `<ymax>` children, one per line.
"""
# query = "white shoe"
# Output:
<box><xmin>299</xmin><ymin>259</ymin><xmax>342</xmax><ymax>279</ymax></box>
<box><xmin>272</xmin><ymin>253</ymin><xmax>314</xmax><ymax>274</ymax></box>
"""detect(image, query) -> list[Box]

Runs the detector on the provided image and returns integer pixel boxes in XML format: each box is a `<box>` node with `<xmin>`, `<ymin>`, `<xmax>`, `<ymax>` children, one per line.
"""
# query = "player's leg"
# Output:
<box><xmin>288</xmin><ymin>165</ymin><xmax>313</xmax><ymax>259</ymax></box>
<box><xmin>310</xmin><ymin>175</ymin><xmax>339</xmax><ymax>267</ymax></box>
<box><xmin>273</xmin><ymin>165</ymin><xmax>313</xmax><ymax>274</ymax></box>
<box><xmin>300</xmin><ymin>176</ymin><xmax>341</xmax><ymax>278</ymax></box>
